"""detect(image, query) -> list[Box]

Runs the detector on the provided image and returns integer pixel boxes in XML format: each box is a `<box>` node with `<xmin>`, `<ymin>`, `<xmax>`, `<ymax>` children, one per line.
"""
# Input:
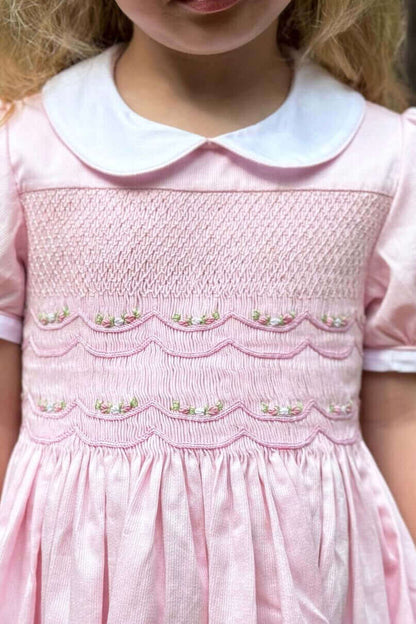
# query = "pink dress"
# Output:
<box><xmin>0</xmin><ymin>42</ymin><xmax>416</xmax><ymax>623</ymax></box>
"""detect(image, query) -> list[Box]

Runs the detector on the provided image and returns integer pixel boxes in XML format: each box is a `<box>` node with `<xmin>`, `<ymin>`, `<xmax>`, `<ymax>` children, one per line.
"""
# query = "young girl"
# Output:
<box><xmin>0</xmin><ymin>0</ymin><xmax>415</xmax><ymax>621</ymax></box>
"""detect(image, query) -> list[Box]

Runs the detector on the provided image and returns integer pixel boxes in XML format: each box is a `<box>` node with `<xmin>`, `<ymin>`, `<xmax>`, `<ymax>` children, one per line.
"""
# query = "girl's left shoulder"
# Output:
<box><xmin>356</xmin><ymin>98</ymin><xmax>416</xmax><ymax>150</ymax></box>
<box><xmin>339</xmin><ymin>97</ymin><xmax>416</xmax><ymax>198</ymax></box>
<box><xmin>363</xmin><ymin>100</ymin><xmax>416</xmax><ymax>145</ymax></box>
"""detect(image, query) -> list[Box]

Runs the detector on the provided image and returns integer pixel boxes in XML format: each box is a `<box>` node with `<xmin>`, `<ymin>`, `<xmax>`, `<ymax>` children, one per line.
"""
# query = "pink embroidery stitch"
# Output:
<box><xmin>170</xmin><ymin>400</ymin><xmax>224</xmax><ymax>416</ymax></box>
<box><xmin>34</xmin><ymin>307</ymin><xmax>358</xmax><ymax>334</ymax></box>
<box><xmin>252</xmin><ymin>309</ymin><xmax>296</xmax><ymax>326</ymax></box>
<box><xmin>253</xmin><ymin>310</ymin><xmax>351</xmax><ymax>329</ymax></box>
<box><xmin>38</xmin><ymin>306</ymin><xmax>70</xmax><ymax>325</ymax></box>
<box><xmin>37</xmin><ymin>398</ymin><xmax>67</xmax><ymax>412</ymax></box>
<box><xmin>329</xmin><ymin>400</ymin><xmax>353</xmax><ymax>414</ymax></box>
<box><xmin>171</xmin><ymin>311</ymin><xmax>220</xmax><ymax>326</ymax></box>
<box><xmin>260</xmin><ymin>401</ymin><xmax>304</xmax><ymax>416</ymax></box>
<box><xmin>95</xmin><ymin>397</ymin><xmax>139</xmax><ymax>414</ymax></box>
<box><xmin>95</xmin><ymin>308</ymin><xmax>141</xmax><ymax>328</ymax></box>
<box><xmin>321</xmin><ymin>314</ymin><xmax>349</xmax><ymax>328</ymax></box>
<box><xmin>27</xmin><ymin>393</ymin><xmax>357</xmax><ymax>426</ymax></box>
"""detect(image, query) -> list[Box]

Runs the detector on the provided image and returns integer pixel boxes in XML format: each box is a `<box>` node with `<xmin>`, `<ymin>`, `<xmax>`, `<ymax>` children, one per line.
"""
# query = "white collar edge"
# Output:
<box><xmin>41</xmin><ymin>43</ymin><xmax>367</xmax><ymax>176</ymax></box>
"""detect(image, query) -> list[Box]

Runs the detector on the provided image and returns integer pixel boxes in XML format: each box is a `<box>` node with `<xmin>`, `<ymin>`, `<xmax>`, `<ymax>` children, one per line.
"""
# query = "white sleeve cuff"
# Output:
<box><xmin>363</xmin><ymin>348</ymin><xmax>416</xmax><ymax>372</ymax></box>
<box><xmin>0</xmin><ymin>312</ymin><xmax>23</xmax><ymax>344</ymax></box>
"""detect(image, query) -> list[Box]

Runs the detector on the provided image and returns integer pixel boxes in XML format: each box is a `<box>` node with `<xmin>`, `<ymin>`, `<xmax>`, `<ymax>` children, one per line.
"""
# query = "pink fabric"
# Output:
<box><xmin>363</xmin><ymin>109</ymin><xmax>416</xmax><ymax>350</ymax></box>
<box><xmin>0</xmin><ymin>120</ymin><xmax>26</xmax><ymax>331</ymax></box>
<box><xmin>1</xmin><ymin>433</ymin><xmax>416</xmax><ymax>623</ymax></box>
<box><xmin>0</xmin><ymin>88</ymin><xmax>416</xmax><ymax>623</ymax></box>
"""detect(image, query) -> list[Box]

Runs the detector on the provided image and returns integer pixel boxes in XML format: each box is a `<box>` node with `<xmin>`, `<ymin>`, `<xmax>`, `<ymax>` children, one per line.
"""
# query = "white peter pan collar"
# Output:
<box><xmin>42</xmin><ymin>42</ymin><xmax>366</xmax><ymax>176</ymax></box>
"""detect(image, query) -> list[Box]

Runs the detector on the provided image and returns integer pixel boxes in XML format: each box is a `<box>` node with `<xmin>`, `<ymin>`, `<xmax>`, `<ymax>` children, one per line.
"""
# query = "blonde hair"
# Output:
<box><xmin>0</xmin><ymin>0</ymin><xmax>412</xmax><ymax>123</ymax></box>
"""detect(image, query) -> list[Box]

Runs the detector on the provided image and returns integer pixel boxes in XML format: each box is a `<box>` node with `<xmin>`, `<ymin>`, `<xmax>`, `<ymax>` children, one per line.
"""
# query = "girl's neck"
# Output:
<box><xmin>114</xmin><ymin>20</ymin><xmax>293</xmax><ymax>138</ymax></box>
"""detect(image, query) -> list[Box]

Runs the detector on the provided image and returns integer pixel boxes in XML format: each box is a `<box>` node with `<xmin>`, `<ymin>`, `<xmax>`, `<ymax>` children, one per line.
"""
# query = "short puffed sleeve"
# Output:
<box><xmin>0</xmin><ymin>112</ymin><xmax>27</xmax><ymax>344</ymax></box>
<box><xmin>363</xmin><ymin>107</ymin><xmax>416</xmax><ymax>371</ymax></box>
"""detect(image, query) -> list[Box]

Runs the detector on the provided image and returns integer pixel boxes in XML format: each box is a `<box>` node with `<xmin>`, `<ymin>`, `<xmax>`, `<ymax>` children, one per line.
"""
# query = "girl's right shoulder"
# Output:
<box><xmin>0</xmin><ymin>87</ymin><xmax>84</xmax><ymax>194</ymax></box>
<box><xmin>0</xmin><ymin>92</ymin><xmax>53</xmax><ymax>195</ymax></box>
<box><xmin>1</xmin><ymin>90</ymin><xmax>49</xmax><ymax>142</ymax></box>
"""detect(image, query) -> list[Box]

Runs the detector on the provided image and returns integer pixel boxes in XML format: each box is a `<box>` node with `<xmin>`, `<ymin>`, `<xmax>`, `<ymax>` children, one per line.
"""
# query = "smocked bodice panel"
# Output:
<box><xmin>19</xmin><ymin>187</ymin><xmax>390</xmax><ymax>450</ymax></box>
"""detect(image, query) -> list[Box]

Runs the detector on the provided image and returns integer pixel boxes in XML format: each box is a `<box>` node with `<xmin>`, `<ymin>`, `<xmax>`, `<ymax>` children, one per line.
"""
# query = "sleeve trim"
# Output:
<box><xmin>0</xmin><ymin>313</ymin><xmax>22</xmax><ymax>344</ymax></box>
<box><xmin>363</xmin><ymin>348</ymin><xmax>416</xmax><ymax>372</ymax></box>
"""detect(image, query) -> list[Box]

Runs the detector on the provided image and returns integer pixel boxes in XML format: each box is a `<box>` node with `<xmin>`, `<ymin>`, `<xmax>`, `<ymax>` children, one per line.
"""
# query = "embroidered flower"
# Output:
<box><xmin>95</xmin><ymin>307</ymin><xmax>140</xmax><ymax>328</ymax></box>
<box><xmin>329</xmin><ymin>400</ymin><xmax>353</xmax><ymax>414</ymax></box>
<box><xmin>252</xmin><ymin>310</ymin><xmax>296</xmax><ymax>326</ymax></box>
<box><xmin>170</xmin><ymin>400</ymin><xmax>224</xmax><ymax>416</ymax></box>
<box><xmin>95</xmin><ymin>397</ymin><xmax>139</xmax><ymax>414</ymax></box>
<box><xmin>260</xmin><ymin>401</ymin><xmax>304</xmax><ymax>416</ymax></box>
<box><xmin>37</xmin><ymin>399</ymin><xmax>67</xmax><ymax>413</ymax></box>
<box><xmin>172</xmin><ymin>311</ymin><xmax>220</xmax><ymax>326</ymax></box>
<box><xmin>321</xmin><ymin>313</ymin><xmax>349</xmax><ymax>328</ymax></box>
<box><xmin>38</xmin><ymin>305</ymin><xmax>70</xmax><ymax>325</ymax></box>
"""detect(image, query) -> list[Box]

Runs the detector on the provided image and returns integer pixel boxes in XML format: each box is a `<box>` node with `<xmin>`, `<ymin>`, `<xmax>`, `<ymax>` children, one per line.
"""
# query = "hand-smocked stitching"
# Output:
<box><xmin>21</xmin><ymin>188</ymin><xmax>391</xmax><ymax>299</ymax></box>
<box><xmin>23</xmin><ymin>334</ymin><xmax>362</xmax><ymax>359</ymax></box>
<box><xmin>26</xmin><ymin>393</ymin><xmax>359</xmax><ymax>423</ymax></box>
<box><xmin>21</xmin><ymin>420</ymin><xmax>361</xmax><ymax>450</ymax></box>
<box><xmin>29</xmin><ymin>307</ymin><xmax>365</xmax><ymax>333</ymax></box>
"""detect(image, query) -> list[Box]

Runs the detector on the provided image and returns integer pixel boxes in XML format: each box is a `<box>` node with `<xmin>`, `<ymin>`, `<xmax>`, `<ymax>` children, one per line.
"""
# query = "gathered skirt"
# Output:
<box><xmin>0</xmin><ymin>426</ymin><xmax>416</xmax><ymax>624</ymax></box>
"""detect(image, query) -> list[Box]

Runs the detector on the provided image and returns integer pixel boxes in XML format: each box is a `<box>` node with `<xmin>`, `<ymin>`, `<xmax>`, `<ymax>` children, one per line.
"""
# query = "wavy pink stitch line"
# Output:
<box><xmin>29</xmin><ymin>307</ymin><xmax>365</xmax><ymax>334</ymax></box>
<box><xmin>25</xmin><ymin>393</ymin><xmax>358</xmax><ymax>423</ymax></box>
<box><xmin>22</xmin><ymin>423</ymin><xmax>75</xmax><ymax>444</ymax></box>
<box><xmin>22</xmin><ymin>421</ymin><xmax>361</xmax><ymax>450</ymax></box>
<box><xmin>24</xmin><ymin>335</ymin><xmax>362</xmax><ymax>359</ymax></box>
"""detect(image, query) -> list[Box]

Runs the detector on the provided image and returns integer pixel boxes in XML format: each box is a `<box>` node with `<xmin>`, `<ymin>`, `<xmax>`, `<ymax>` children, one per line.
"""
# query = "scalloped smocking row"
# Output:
<box><xmin>22</xmin><ymin>334</ymin><xmax>363</xmax><ymax>359</ymax></box>
<box><xmin>19</xmin><ymin>421</ymin><xmax>362</xmax><ymax>450</ymax></box>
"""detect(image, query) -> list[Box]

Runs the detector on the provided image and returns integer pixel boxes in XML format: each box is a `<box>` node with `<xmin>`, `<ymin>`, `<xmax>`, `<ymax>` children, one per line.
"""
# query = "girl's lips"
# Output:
<box><xmin>176</xmin><ymin>0</ymin><xmax>244</xmax><ymax>14</ymax></box>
